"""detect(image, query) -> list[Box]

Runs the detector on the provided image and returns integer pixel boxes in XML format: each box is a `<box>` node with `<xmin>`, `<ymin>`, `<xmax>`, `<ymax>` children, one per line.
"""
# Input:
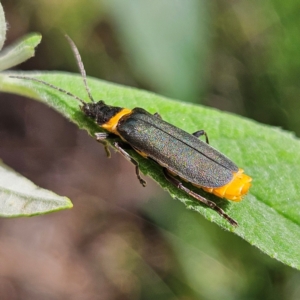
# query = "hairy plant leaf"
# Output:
<box><xmin>1</xmin><ymin>71</ymin><xmax>300</xmax><ymax>269</ymax></box>
<box><xmin>0</xmin><ymin>2</ymin><xmax>6</xmax><ymax>50</ymax></box>
<box><xmin>0</xmin><ymin>162</ymin><xmax>72</xmax><ymax>217</ymax></box>
<box><xmin>0</xmin><ymin>33</ymin><xmax>42</xmax><ymax>71</ymax></box>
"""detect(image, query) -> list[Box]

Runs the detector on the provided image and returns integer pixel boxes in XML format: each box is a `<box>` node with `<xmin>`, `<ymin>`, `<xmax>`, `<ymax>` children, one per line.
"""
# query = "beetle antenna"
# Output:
<box><xmin>65</xmin><ymin>34</ymin><xmax>95</xmax><ymax>103</ymax></box>
<box><xmin>9</xmin><ymin>75</ymin><xmax>86</xmax><ymax>105</ymax></box>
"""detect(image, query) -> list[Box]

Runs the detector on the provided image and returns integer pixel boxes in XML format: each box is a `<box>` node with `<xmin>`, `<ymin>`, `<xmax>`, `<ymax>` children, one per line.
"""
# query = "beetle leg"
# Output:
<box><xmin>113</xmin><ymin>142</ymin><xmax>147</xmax><ymax>187</ymax></box>
<box><xmin>162</xmin><ymin>169</ymin><xmax>238</xmax><ymax>226</ymax></box>
<box><xmin>192</xmin><ymin>130</ymin><xmax>209</xmax><ymax>144</ymax></box>
<box><xmin>95</xmin><ymin>132</ymin><xmax>111</xmax><ymax>158</ymax></box>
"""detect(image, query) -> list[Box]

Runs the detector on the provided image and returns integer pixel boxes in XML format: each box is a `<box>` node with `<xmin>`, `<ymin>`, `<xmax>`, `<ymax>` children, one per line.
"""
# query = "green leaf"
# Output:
<box><xmin>0</xmin><ymin>161</ymin><xmax>73</xmax><ymax>217</ymax></box>
<box><xmin>0</xmin><ymin>2</ymin><xmax>7</xmax><ymax>51</ymax></box>
<box><xmin>104</xmin><ymin>0</ymin><xmax>209</xmax><ymax>102</ymax></box>
<box><xmin>1</xmin><ymin>71</ymin><xmax>300</xmax><ymax>270</ymax></box>
<box><xmin>0</xmin><ymin>33</ymin><xmax>42</xmax><ymax>71</ymax></box>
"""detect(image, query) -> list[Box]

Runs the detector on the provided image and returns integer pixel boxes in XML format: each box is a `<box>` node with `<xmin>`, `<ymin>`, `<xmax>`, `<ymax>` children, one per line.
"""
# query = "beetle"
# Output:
<box><xmin>10</xmin><ymin>36</ymin><xmax>252</xmax><ymax>226</ymax></box>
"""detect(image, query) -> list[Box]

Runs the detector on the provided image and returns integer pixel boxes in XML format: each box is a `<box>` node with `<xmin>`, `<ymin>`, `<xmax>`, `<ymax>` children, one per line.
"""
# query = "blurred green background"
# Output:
<box><xmin>1</xmin><ymin>0</ymin><xmax>300</xmax><ymax>299</ymax></box>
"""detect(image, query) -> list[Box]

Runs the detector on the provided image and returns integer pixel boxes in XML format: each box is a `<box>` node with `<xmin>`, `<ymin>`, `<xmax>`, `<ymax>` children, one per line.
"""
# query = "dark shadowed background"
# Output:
<box><xmin>1</xmin><ymin>0</ymin><xmax>300</xmax><ymax>299</ymax></box>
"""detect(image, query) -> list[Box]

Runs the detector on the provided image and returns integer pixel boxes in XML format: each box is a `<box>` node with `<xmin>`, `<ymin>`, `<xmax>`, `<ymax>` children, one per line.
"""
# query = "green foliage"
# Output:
<box><xmin>104</xmin><ymin>0</ymin><xmax>209</xmax><ymax>102</ymax></box>
<box><xmin>0</xmin><ymin>4</ymin><xmax>41</xmax><ymax>72</ymax></box>
<box><xmin>0</xmin><ymin>2</ymin><xmax>6</xmax><ymax>50</ymax></box>
<box><xmin>0</xmin><ymin>162</ymin><xmax>72</xmax><ymax>217</ymax></box>
<box><xmin>1</xmin><ymin>71</ymin><xmax>300</xmax><ymax>269</ymax></box>
<box><xmin>0</xmin><ymin>14</ymin><xmax>71</xmax><ymax>216</ymax></box>
<box><xmin>0</xmin><ymin>33</ymin><xmax>42</xmax><ymax>71</ymax></box>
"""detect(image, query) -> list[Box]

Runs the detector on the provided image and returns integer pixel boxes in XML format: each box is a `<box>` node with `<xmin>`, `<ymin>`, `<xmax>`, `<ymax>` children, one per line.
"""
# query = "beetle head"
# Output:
<box><xmin>81</xmin><ymin>101</ymin><xmax>122</xmax><ymax>126</ymax></box>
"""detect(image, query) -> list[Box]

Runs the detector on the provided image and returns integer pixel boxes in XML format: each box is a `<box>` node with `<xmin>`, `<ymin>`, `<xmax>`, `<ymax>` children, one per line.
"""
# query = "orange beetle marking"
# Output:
<box><xmin>202</xmin><ymin>168</ymin><xmax>252</xmax><ymax>201</ymax></box>
<box><xmin>102</xmin><ymin>108</ymin><xmax>132</xmax><ymax>134</ymax></box>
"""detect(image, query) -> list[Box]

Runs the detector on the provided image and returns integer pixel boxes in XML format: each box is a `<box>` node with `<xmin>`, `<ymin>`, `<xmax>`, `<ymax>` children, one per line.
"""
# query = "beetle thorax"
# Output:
<box><xmin>80</xmin><ymin>101</ymin><xmax>123</xmax><ymax>126</ymax></box>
